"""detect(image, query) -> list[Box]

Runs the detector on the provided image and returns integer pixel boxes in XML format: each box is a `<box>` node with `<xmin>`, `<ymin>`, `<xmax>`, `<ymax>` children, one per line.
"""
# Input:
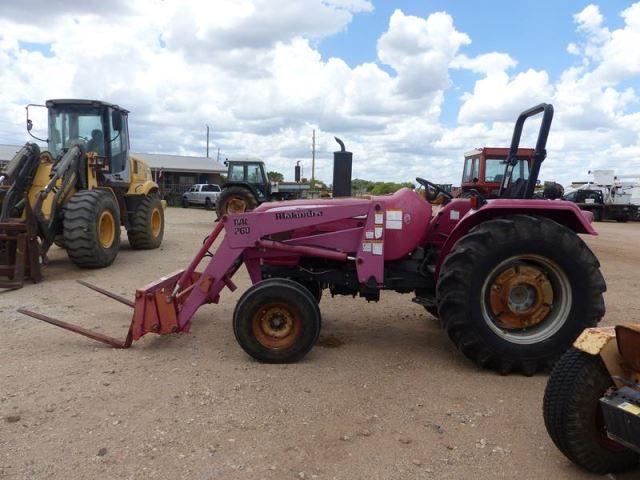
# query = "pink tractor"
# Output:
<box><xmin>21</xmin><ymin>104</ymin><xmax>605</xmax><ymax>375</ymax></box>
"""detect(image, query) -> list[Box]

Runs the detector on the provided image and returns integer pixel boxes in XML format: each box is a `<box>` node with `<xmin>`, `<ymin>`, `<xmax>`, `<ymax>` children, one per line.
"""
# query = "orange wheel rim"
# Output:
<box><xmin>488</xmin><ymin>264</ymin><xmax>553</xmax><ymax>330</ymax></box>
<box><xmin>98</xmin><ymin>211</ymin><xmax>116</xmax><ymax>248</ymax></box>
<box><xmin>227</xmin><ymin>197</ymin><xmax>247</xmax><ymax>214</ymax></box>
<box><xmin>252</xmin><ymin>303</ymin><xmax>301</xmax><ymax>349</ymax></box>
<box><xmin>151</xmin><ymin>208</ymin><xmax>162</xmax><ymax>237</ymax></box>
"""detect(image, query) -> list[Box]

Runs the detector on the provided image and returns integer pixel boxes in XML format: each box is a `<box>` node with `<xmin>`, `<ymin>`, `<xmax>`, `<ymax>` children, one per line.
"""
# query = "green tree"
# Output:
<box><xmin>267</xmin><ymin>170</ymin><xmax>284</xmax><ymax>182</ymax></box>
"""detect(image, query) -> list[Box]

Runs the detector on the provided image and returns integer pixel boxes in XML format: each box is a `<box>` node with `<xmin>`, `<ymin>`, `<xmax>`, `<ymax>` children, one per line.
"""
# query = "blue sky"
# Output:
<box><xmin>1</xmin><ymin>0</ymin><xmax>639</xmax><ymax>184</ymax></box>
<box><xmin>319</xmin><ymin>0</ymin><xmax>634</xmax><ymax>123</ymax></box>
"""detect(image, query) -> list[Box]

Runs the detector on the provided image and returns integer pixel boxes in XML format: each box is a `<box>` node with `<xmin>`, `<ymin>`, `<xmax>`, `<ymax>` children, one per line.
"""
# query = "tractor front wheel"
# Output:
<box><xmin>217</xmin><ymin>187</ymin><xmax>257</xmax><ymax>216</ymax></box>
<box><xmin>63</xmin><ymin>190</ymin><xmax>121</xmax><ymax>268</ymax></box>
<box><xmin>127</xmin><ymin>194</ymin><xmax>164</xmax><ymax>250</ymax></box>
<box><xmin>437</xmin><ymin>215</ymin><xmax>605</xmax><ymax>375</ymax></box>
<box><xmin>543</xmin><ymin>348</ymin><xmax>639</xmax><ymax>473</ymax></box>
<box><xmin>233</xmin><ymin>278</ymin><xmax>321</xmax><ymax>363</ymax></box>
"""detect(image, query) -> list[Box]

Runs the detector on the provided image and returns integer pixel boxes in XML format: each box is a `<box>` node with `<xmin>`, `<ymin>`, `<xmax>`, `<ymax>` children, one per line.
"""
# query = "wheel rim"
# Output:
<box><xmin>98</xmin><ymin>210</ymin><xmax>116</xmax><ymax>248</ymax></box>
<box><xmin>227</xmin><ymin>196</ymin><xmax>247</xmax><ymax>214</ymax></box>
<box><xmin>151</xmin><ymin>208</ymin><xmax>162</xmax><ymax>237</ymax></box>
<box><xmin>252</xmin><ymin>302</ymin><xmax>301</xmax><ymax>349</ymax></box>
<box><xmin>481</xmin><ymin>254</ymin><xmax>572</xmax><ymax>344</ymax></box>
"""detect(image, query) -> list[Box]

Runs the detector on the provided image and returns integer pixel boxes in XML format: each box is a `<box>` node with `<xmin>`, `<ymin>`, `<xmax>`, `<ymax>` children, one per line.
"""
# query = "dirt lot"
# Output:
<box><xmin>1</xmin><ymin>207</ymin><xmax>639</xmax><ymax>480</ymax></box>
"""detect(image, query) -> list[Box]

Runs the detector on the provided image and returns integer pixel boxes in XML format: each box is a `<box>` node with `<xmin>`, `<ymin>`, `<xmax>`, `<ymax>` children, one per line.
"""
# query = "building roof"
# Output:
<box><xmin>0</xmin><ymin>144</ymin><xmax>226</xmax><ymax>174</ymax></box>
<box><xmin>132</xmin><ymin>152</ymin><xmax>226</xmax><ymax>174</ymax></box>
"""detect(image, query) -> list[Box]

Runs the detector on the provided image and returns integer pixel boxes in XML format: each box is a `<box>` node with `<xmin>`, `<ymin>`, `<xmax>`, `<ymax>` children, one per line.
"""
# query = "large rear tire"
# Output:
<box><xmin>217</xmin><ymin>186</ymin><xmax>257</xmax><ymax>216</ymax></box>
<box><xmin>233</xmin><ymin>278</ymin><xmax>321</xmax><ymax>363</ymax></box>
<box><xmin>127</xmin><ymin>194</ymin><xmax>164</xmax><ymax>250</ymax></box>
<box><xmin>543</xmin><ymin>347</ymin><xmax>639</xmax><ymax>473</ymax></box>
<box><xmin>437</xmin><ymin>215</ymin><xmax>605</xmax><ymax>375</ymax></box>
<box><xmin>63</xmin><ymin>190</ymin><xmax>121</xmax><ymax>268</ymax></box>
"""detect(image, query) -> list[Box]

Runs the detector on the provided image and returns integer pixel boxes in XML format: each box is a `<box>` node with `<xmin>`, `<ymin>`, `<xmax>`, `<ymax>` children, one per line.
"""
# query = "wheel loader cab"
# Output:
<box><xmin>46</xmin><ymin>99</ymin><xmax>131</xmax><ymax>185</ymax></box>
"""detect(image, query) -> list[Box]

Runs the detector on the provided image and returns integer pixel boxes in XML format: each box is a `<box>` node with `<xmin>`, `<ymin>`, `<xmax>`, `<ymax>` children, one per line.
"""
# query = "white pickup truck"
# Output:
<box><xmin>181</xmin><ymin>184</ymin><xmax>222</xmax><ymax>210</ymax></box>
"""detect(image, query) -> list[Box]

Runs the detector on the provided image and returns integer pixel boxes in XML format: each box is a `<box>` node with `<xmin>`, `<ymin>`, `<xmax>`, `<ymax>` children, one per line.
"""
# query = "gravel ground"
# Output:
<box><xmin>1</xmin><ymin>207</ymin><xmax>639</xmax><ymax>480</ymax></box>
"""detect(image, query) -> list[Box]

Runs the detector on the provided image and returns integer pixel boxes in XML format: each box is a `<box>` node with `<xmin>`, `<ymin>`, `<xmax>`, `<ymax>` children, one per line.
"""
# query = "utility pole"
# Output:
<box><xmin>311</xmin><ymin>129</ymin><xmax>316</xmax><ymax>187</ymax></box>
<box><xmin>217</xmin><ymin>147</ymin><xmax>220</xmax><ymax>162</ymax></box>
<box><xmin>206</xmin><ymin>125</ymin><xmax>210</xmax><ymax>158</ymax></box>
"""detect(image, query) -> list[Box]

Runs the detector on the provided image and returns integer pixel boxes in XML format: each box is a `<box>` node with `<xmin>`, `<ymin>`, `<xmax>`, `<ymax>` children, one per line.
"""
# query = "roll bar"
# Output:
<box><xmin>499</xmin><ymin>103</ymin><xmax>554</xmax><ymax>198</ymax></box>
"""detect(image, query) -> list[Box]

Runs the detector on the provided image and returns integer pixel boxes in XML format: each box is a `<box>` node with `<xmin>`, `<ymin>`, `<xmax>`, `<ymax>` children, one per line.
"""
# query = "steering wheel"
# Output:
<box><xmin>416</xmin><ymin>177</ymin><xmax>453</xmax><ymax>202</ymax></box>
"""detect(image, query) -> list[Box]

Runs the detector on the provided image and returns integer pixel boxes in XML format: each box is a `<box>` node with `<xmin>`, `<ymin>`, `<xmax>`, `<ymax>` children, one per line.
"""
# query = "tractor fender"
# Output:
<box><xmin>434</xmin><ymin>200</ymin><xmax>597</xmax><ymax>276</ymax></box>
<box><xmin>127</xmin><ymin>180</ymin><xmax>159</xmax><ymax>197</ymax></box>
<box><xmin>573</xmin><ymin>327</ymin><xmax>629</xmax><ymax>388</ymax></box>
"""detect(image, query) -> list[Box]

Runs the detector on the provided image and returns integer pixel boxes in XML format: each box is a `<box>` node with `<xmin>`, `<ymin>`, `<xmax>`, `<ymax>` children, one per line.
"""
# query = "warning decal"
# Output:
<box><xmin>386</xmin><ymin>209</ymin><xmax>403</xmax><ymax>230</ymax></box>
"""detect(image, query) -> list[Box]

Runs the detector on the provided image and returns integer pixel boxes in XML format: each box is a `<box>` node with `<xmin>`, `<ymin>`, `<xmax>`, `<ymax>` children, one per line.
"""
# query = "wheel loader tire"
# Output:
<box><xmin>543</xmin><ymin>347</ymin><xmax>639</xmax><ymax>473</ymax></box>
<box><xmin>127</xmin><ymin>194</ymin><xmax>164</xmax><ymax>250</ymax></box>
<box><xmin>63</xmin><ymin>190</ymin><xmax>121</xmax><ymax>268</ymax></box>
<box><xmin>217</xmin><ymin>187</ymin><xmax>257</xmax><ymax>216</ymax></box>
<box><xmin>233</xmin><ymin>278</ymin><xmax>321</xmax><ymax>363</ymax></box>
<box><xmin>437</xmin><ymin>215</ymin><xmax>605</xmax><ymax>375</ymax></box>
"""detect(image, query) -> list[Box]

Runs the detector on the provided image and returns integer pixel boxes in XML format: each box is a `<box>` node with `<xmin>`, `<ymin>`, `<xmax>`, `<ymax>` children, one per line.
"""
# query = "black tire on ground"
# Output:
<box><xmin>233</xmin><ymin>278</ymin><xmax>321</xmax><ymax>363</ymax></box>
<box><xmin>63</xmin><ymin>190</ymin><xmax>121</xmax><ymax>268</ymax></box>
<box><xmin>204</xmin><ymin>197</ymin><xmax>213</xmax><ymax>210</ymax></box>
<box><xmin>295</xmin><ymin>279</ymin><xmax>323</xmax><ymax>303</ymax></box>
<box><xmin>437</xmin><ymin>215</ymin><xmax>606</xmax><ymax>375</ymax></box>
<box><xmin>182</xmin><ymin>196</ymin><xmax>189</xmax><ymax>208</ymax></box>
<box><xmin>127</xmin><ymin>194</ymin><xmax>164</xmax><ymax>250</ymax></box>
<box><xmin>217</xmin><ymin>186</ymin><xmax>258</xmax><ymax>216</ymax></box>
<box><xmin>543</xmin><ymin>347</ymin><xmax>639</xmax><ymax>473</ymax></box>
<box><xmin>593</xmin><ymin>208</ymin><xmax>603</xmax><ymax>222</ymax></box>
<box><xmin>616</xmin><ymin>215</ymin><xmax>628</xmax><ymax>223</ymax></box>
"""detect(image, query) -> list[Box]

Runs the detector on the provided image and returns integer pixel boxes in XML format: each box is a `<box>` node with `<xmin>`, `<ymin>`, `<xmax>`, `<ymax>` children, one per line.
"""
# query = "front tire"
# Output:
<box><xmin>182</xmin><ymin>197</ymin><xmax>189</xmax><ymax>208</ymax></box>
<box><xmin>127</xmin><ymin>194</ymin><xmax>164</xmax><ymax>250</ymax></box>
<box><xmin>543</xmin><ymin>348</ymin><xmax>639</xmax><ymax>473</ymax></box>
<box><xmin>437</xmin><ymin>215</ymin><xmax>605</xmax><ymax>375</ymax></box>
<box><xmin>217</xmin><ymin>186</ymin><xmax>257</xmax><ymax>216</ymax></box>
<box><xmin>233</xmin><ymin>278</ymin><xmax>321</xmax><ymax>363</ymax></box>
<box><xmin>63</xmin><ymin>190</ymin><xmax>121</xmax><ymax>268</ymax></box>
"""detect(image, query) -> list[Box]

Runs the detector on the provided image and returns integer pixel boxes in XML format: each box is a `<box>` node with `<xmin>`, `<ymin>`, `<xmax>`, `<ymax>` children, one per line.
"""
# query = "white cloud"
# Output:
<box><xmin>0</xmin><ymin>1</ymin><xmax>638</xmax><ymax>187</ymax></box>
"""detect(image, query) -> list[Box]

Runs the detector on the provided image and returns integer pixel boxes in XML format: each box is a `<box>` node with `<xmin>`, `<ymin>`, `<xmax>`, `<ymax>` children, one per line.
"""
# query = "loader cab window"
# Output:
<box><xmin>108</xmin><ymin>109</ymin><xmax>128</xmax><ymax>174</ymax></box>
<box><xmin>485</xmin><ymin>158</ymin><xmax>506</xmax><ymax>183</ymax></box>
<box><xmin>510</xmin><ymin>159</ymin><xmax>530</xmax><ymax>182</ymax></box>
<box><xmin>229</xmin><ymin>164</ymin><xmax>245</xmax><ymax>182</ymax></box>
<box><xmin>48</xmin><ymin>105</ymin><xmax>105</xmax><ymax>159</ymax></box>
<box><xmin>247</xmin><ymin>164</ymin><xmax>265</xmax><ymax>184</ymax></box>
<box><xmin>462</xmin><ymin>156</ymin><xmax>479</xmax><ymax>183</ymax></box>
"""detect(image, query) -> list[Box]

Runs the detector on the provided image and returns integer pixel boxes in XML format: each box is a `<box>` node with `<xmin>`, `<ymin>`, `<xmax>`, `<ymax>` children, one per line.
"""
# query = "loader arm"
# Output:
<box><xmin>19</xmin><ymin>200</ymin><xmax>380</xmax><ymax>347</ymax></box>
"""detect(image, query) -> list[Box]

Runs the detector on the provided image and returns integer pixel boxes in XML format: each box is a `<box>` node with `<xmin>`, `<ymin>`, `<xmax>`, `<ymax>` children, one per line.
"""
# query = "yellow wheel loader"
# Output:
<box><xmin>0</xmin><ymin>99</ymin><xmax>165</xmax><ymax>288</ymax></box>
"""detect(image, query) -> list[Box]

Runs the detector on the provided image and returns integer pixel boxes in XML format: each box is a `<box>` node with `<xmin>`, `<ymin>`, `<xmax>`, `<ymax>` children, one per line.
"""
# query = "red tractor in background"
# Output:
<box><xmin>460</xmin><ymin>147</ymin><xmax>534</xmax><ymax>198</ymax></box>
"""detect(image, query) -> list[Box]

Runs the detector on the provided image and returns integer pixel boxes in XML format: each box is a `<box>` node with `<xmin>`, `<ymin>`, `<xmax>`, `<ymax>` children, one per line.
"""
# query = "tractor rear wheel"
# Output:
<box><xmin>437</xmin><ymin>215</ymin><xmax>605</xmax><ymax>375</ymax></box>
<box><xmin>233</xmin><ymin>278</ymin><xmax>321</xmax><ymax>363</ymax></box>
<box><xmin>63</xmin><ymin>190</ymin><xmax>121</xmax><ymax>268</ymax></box>
<box><xmin>127</xmin><ymin>194</ymin><xmax>164</xmax><ymax>249</ymax></box>
<box><xmin>217</xmin><ymin>187</ymin><xmax>257</xmax><ymax>216</ymax></box>
<box><xmin>543</xmin><ymin>347</ymin><xmax>639</xmax><ymax>473</ymax></box>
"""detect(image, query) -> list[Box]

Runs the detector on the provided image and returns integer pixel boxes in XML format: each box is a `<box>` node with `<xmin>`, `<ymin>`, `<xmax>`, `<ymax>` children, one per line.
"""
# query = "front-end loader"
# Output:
<box><xmin>0</xmin><ymin>99</ymin><xmax>165</xmax><ymax>288</ymax></box>
<box><xmin>18</xmin><ymin>103</ymin><xmax>606</xmax><ymax>375</ymax></box>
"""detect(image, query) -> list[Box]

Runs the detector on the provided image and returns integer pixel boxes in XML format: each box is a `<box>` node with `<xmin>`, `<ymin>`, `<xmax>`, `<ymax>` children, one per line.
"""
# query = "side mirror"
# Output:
<box><xmin>27</xmin><ymin>119</ymin><xmax>33</xmax><ymax>132</ymax></box>
<box><xmin>111</xmin><ymin>111</ymin><xmax>122</xmax><ymax>131</ymax></box>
